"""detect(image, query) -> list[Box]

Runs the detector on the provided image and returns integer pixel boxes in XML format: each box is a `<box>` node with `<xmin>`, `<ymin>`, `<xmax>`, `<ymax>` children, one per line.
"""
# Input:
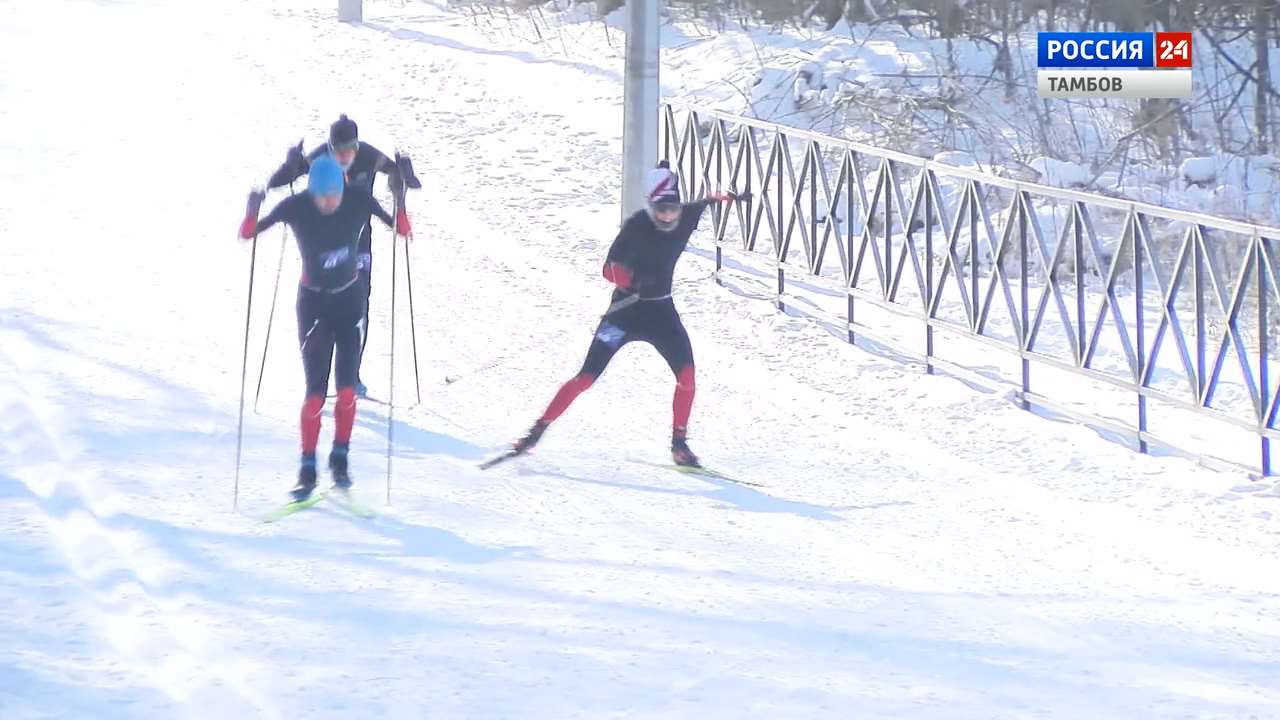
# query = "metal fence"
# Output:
<box><xmin>661</xmin><ymin>101</ymin><xmax>1280</xmax><ymax>477</ymax></box>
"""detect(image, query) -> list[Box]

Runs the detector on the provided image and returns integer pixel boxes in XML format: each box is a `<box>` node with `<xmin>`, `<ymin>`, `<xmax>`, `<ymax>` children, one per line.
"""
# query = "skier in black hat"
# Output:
<box><xmin>264</xmin><ymin>114</ymin><xmax>422</xmax><ymax>397</ymax></box>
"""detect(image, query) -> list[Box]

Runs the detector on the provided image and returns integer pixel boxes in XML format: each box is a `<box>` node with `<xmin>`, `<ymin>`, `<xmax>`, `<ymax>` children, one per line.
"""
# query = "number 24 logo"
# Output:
<box><xmin>1160</xmin><ymin>40</ymin><xmax>1188</xmax><ymax>60</ymax></box>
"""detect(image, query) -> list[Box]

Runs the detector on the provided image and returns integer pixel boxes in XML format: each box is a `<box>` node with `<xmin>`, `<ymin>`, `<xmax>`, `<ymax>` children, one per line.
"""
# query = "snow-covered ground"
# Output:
<box><xmin>3</xmin><ymin>1</ymin><xmax>1280</xmax><ymax>718</ymax></box>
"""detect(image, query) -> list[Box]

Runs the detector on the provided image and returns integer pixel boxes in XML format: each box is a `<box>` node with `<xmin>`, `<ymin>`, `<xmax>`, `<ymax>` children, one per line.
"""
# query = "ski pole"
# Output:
<box><xmin>386</xmin><ymin>219</ymin><xmax>398</xmax><ymax>505</ymax></box>
<box><xmin>252</xmin><ymin>230</ymin><xmax>286</xmax><ymax>413</ymax></box>
<box><xmin>402</xmin><ymin>229</ymin><xmax>423</xmax><ymax>407</ymax></box>
<box><xmin>442</xmin><ymin>298</ymin><xmax>646</xmax><ymax>386</ymax></box>
<box><xmin>234</xmin><ymin>230</ymin><xmax>260</xmax><ymax>512</ymax></box>
<box><xmin>443</xmin><ymin>352</ymin><xmax>522</xmax><ymax>386</ymax></box>
<box><xmin>253</xmin><ymin>182</ymin><xmax>294</xmax><ymax>413</ymax></box>
<box><xmin>388</xmin><ymin>186</ymin><xmax>422</xmax><ymax>405</ymax></box>
<box><xmin>441</xmin><ymin>331</ymin><xmax>559</xmax><ymax>386</ymax></box>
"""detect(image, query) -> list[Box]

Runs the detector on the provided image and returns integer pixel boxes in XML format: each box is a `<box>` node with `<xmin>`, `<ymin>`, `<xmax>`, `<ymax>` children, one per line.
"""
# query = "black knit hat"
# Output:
<box><xmin>329</xmin><ymin>114</ymin><xmax>359</xmax><ymax>148</ymax></box>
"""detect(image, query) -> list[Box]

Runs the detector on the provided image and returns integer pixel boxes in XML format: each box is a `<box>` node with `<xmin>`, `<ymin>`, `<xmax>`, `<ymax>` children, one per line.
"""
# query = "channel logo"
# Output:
<box><xmin>1037</xmin><ymin>31</ymin><xmax>1192</xmax><ymax>99</ymax></box>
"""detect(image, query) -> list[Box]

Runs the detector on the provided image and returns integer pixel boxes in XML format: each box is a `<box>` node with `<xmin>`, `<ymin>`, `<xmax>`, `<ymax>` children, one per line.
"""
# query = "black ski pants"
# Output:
<box><xmin>297</xmin><ymin>281</ymin><xmax>366</xmax><ymax>397</ymax></box>
<box><xmin>579</xmin><ymin>299</ymin><xmax>694</xmax><ymax>378</ymax></box>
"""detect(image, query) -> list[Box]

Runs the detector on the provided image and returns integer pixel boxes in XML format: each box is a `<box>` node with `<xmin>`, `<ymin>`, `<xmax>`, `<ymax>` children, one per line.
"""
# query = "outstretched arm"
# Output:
<box><xmin>238</xmin><ymin>191</ymin><xmax>290</xmax><ymax>239</ymax></box>
<box><xmin>685</xmin><ymin>190</ymin><xmax>750</xmax><ymax>229</ymax></box>
<box><xmin>361</xmin><ymin>145</ymin><xmax>408</xmax><ymax>203</ymax></box>
<box><xmin>266</xmin><ymin>141</ymin><xmax>313</xmax><ymax>190</ymax></box>
<box><xmin>256</xmin><ymin>202</ymin><xmax>289</xmax><ymax>235</ymax></box>
<box><xmin>369</xmin><ymin>146</ymin><xmax>397</xmax><ymax>179</ymax></box>
<box><xmin>696</xmin><ymin>190</ymin><xmax>749</xmax><ymax>209</ymax></box>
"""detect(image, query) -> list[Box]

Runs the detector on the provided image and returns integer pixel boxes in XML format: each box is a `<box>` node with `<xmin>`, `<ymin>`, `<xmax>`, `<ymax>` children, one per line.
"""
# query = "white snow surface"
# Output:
<box><xmin>1028</xmin><ymin>157</ymin><xmax>1092</xmax><ymax>189</ymax></box>
<box><xmin>2</xmin><ymin>1</ymin><xmax>1280</xmax><ymax>718</ymax></box>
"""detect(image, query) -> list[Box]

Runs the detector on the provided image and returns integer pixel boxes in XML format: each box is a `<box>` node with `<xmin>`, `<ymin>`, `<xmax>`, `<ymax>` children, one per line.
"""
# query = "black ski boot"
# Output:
<box><xmin>671</xmin><ymin>429</ymin><xmax>701</xmax><ymax>468</ymax></box>
<box><xmin>480</xmin><ymin>420</ymin><xmax>549</xmax><ymax>470</ymax></box>
<box><xmin>513</xmin><ymin>420</ymin><xmax>548</xmax><ymax>456</ymax></box>
<box><xmin>329</xmin><ymin>444</ymin><xmax>352</xmax><ymax>490</ymax></box>
<box><xmin>291</xmin><ymin>456</ymin><xmax>318</xmax><ymax>501</ymax></box>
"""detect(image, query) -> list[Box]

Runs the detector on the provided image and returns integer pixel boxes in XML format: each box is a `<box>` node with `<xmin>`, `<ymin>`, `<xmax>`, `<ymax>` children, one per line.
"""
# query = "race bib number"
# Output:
<box><xmin>595</xmin><ymin>322</ymin><xmax>627</xmax><ymax>349</ymax></box>
<box><xmin>322</xmin><ymin>247</ymin><xmax>351</xmax><ymax>269</ymax></box>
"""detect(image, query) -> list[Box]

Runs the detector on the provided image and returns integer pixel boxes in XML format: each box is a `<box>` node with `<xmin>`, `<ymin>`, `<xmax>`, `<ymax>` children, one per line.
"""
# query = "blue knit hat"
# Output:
<box><xmin>308</xmin><ymin>154</ymin><xmax>345</xmax><ymax>196</ymax></box>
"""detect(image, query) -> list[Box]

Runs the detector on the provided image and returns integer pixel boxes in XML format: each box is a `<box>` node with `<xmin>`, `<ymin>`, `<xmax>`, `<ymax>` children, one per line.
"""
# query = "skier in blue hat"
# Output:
<box><xmin>239</xmin><ymin>154</ymin><xmax>404</xmax><ymax>501</ymax></box>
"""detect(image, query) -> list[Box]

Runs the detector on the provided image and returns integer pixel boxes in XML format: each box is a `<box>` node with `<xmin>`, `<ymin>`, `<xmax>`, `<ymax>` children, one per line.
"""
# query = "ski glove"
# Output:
<box><xmin>239</xmin><ymin>189</ymin><xmax>266</xmax><ymax>239</ymax></box>
<box><xmin>602</xmin><ymin>261</ymin><xmax>634</xmax><ymax>290</ymax></box>
<box><xmin>285</xmin><ymin>140</ymin><xmax>308</xmax><ymax>176</ymax></box>
<box><xmin>395</xmin><ymin>205</ymin><xmax>412</xmax><ymax>237</ymax></box>
<box><xmin>395</xmin><ymin>152</ymin><xmax>423</xmax><ymax>190</ymax></box>
<box><xmin>707</xmin><ymin>190</ymin><xmax>750</xmax><ymax>204</ymax></box>
<box><xmin>284</xmin><ymin>139</ymin><xmax>311</xmax><ymax>176</ymax></box>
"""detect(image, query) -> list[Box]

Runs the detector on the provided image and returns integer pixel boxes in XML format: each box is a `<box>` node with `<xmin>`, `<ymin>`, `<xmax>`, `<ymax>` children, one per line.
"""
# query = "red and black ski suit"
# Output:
<box><xmin>240</xmin><ymin>188</ymin><xmax>394</xmax><ymax>456</ymax></box>
<box><xmin>537</xmin><ymin>198</ymin><xmax>723</xmax><ymax>436</ymax></box>
<box><xmin>267</xmin><ymin>143</ymin><xmax>411</xmax><ymax>378</ymax></box>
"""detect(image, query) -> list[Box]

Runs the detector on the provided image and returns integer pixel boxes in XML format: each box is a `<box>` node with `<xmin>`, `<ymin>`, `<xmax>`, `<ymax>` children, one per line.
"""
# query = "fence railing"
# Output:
<box><xmin>661</xmin><ymin>101</ymin><xmax>1280</xmax><ymax>477</ymax></box>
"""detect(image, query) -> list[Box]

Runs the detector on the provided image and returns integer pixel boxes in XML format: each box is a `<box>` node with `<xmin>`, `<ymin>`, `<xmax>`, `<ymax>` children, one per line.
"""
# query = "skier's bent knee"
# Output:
<box><xmin>335</xmin><ymin>386</ymin><xmax>356</xmax><ymax>407</ymax></box>
<box><xmin>538</xmin><ymin>373</ymin><xmax>597</xmax><ymax>426</ymax></box>
<box><xmin>675</xmin><ymin>365</ymin><xmax>695</xmax><ymax>388</ymax></box>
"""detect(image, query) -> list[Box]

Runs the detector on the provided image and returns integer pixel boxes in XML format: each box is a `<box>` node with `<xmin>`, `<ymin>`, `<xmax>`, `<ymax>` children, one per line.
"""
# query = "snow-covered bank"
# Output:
<box><xmin>460</xmin><ymin>0</ymin><xmax>1280</xmax><ymax>226</ymax></box>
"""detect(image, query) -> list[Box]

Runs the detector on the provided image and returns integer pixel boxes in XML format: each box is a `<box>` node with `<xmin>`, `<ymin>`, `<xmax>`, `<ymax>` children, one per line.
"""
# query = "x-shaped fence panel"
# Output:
<box><xmin>662</xmin><ymin>102</ymin><xmax>1280</xmax><ymax>477</ymax></box>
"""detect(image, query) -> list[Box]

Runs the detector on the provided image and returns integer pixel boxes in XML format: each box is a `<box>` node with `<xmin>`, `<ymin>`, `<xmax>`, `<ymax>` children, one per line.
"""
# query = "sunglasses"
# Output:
<box><xmin>329</xmin><ymin>141</ymin><xmax>359</xmax><ymax>162</ymax></box>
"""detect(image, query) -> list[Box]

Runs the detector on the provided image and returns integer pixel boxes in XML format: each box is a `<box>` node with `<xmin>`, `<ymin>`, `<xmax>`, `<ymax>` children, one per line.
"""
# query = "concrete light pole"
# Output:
<box><xmin>620</xmin><ymin>0</ymin><xmax>661</xmax><ymax>222</ymax></box>
<box><xmin>339</xmin><ymin>0</ymin><xmax>362</xmax><ymax>23</ymax></box>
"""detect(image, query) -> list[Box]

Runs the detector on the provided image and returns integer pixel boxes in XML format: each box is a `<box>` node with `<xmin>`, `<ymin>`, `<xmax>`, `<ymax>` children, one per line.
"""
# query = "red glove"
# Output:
<box><xmin>238</xmin><ymin>190</ymin><xmax>265</xmax><ymax>239</ymax></box>
<box><xmin>602</xmin><ymin>261</ymin><xmax>634</xmax><ymax>290</ymax></box>
<box><xmin>395</xmin><ymin>206</ymin><xmax>412</xmax><ymax>237</ymax></box>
